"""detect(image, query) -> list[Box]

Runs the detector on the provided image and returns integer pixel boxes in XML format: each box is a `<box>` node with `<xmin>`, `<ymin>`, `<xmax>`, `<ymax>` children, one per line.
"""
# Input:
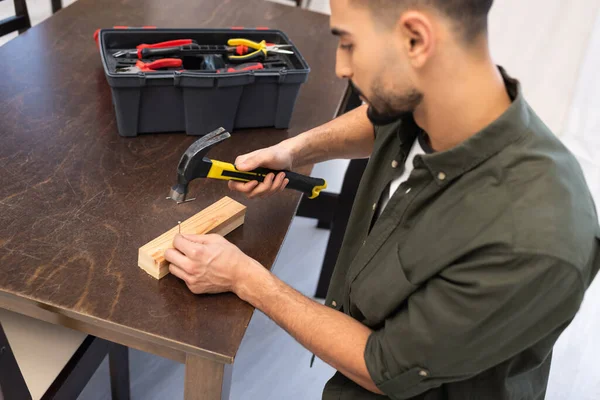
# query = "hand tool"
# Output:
<box><xmin>112</xmin><ymin>39</ymin><xmax>196</xmax><ymax>58</ymax></box>
<box><xmin>118</xmin><ymin>41</ymin><xmax>293</xmax><ymax>62</ymax></box>
<box><xmin>116</xmin><ymin>43</ymin><xmax>206</xmax><ymax>59</ymax></box>
<box><xmin>227</xmin><ymin>39</ymin><xmax>293</xmax><ymax>62</ymax></box>
<box><xmin>216</xmin><ymin>62</ymin><xmax>265</xmax><ymax>73</ymax></box>
<box><xmin>168</xmin><ymin>127</ymin><xmax>327</xmax><ymax>204</ymax></box>
<box><xmin>115</xmin><ymin>58</ymin><xmax>183</xmax><ymax>73</ymax></box>
<box><xmin>201</xmin><ymin>61</ymin><xmax>286</xmax><ymax>74</ymax></box>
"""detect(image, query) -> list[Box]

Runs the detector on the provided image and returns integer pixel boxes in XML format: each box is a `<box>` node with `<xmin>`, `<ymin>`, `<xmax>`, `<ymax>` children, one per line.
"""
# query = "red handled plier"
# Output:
<box><xmin>115</xmin><ymin>58</ymin><xmax>183</xmax><ymax>73</ymax></box>
<box><xmin>112</xmin><ymin>39</ymin><xmax>196</xmax><ymax>58</ymax></box>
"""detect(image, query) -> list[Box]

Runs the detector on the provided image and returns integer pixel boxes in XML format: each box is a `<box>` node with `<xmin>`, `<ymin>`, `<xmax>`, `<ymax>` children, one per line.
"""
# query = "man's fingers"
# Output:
<box><xmin>279</xmin><ymin>178</ymin><xmax>289</xmax><ymax>193</ymax></box>
<box><xmin>172</xmin><ymin>234</ymin><xmax>206</xmax><ymax>259</ymax></box>
<box><xmin>235</xmin><ymin>152</ymin><xmax>262</xmax><ymax>171</ymax></box>
<box><xmin>269</xmin><ymin>172</ymin><xmax>286</xmax><ymax>194</ymax></box>
<box><xmin>228</xmin><ymin>169</ymin><xmax>287</xmax><ymax>199</ymax></box>
<box><xmin>234</xmin><ymin>152</ymin><xmax>255</xmax><ymax>170</ymax></box>
<box><xmin>164</xmin><ymin>248</ymin><xmax>194</xmax><ymax>274</ymax></box>
<box><xmin>249</xmin><ymin>173</ymin><xmax>275</xmax><ymax>198</ymax></box>
<box><xmin>228</xmin><ymin>180</ymin><xmax>240</xmax><ymax>191</ymax></box>
<box><xmin>169</xmin><ymin>263</ymin><xmax>194</xmax><ymax>284</ymax></box>
<box><xmin>181</xmin><ymin>233</ymin><xmax>222</xmax><ymax>244</ymax></box>
<box><xmin>229</xmin><ymin>180</ymin><xmax>259</xmax><ymax>194</ymax></box>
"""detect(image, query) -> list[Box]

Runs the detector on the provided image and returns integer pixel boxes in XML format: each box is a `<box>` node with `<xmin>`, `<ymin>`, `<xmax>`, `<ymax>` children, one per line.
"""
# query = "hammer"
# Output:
<box><xmin>168</xmin><ymin>127</ymin><xmax>328</xmax><ymax>203</ymax></box>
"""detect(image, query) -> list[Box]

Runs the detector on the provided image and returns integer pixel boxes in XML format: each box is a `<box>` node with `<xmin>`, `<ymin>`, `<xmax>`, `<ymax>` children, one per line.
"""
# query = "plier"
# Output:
<box><xmin>227</xmin><ymin>39</ymin><xmax>293</xmax><ymax>62</ymax></box>
<box><xmin>112</xmin><ymin>39</ymin><xmax>196</xmax><ymax>58</ymax></box>
<box><xmin>115</xmin><ymin>58</ymin><xmax>183</xmax><ymax>73</ymax></box>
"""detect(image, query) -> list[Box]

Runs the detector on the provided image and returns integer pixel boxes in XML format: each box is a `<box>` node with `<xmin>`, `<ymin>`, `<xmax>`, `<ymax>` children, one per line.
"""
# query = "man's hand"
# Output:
<box><xmin>228</xmin><ymin>105</ymin><xmax>375</xmax><ymax>199</ymax></box>
<box><xmin>228</xmin><ymin>142</ymin><xmax>294</xmax><ymax>199</ymax></box>
<box><xmin>164</xmin><ymin>233</ymin><xmax>383</xmax><ymax>395</ymax></box>
<box><xmin>164</xmin><ymin>233</ymin><xmax>261</xmax><ymax>295</ymax></box>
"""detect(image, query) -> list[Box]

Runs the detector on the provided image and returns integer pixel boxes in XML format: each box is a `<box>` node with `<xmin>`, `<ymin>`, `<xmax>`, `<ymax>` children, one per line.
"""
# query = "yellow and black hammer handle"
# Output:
<box><xmin>207</xmin><ymin>159</ymin><xmax>327</xmax><ymax>199</ymax></box>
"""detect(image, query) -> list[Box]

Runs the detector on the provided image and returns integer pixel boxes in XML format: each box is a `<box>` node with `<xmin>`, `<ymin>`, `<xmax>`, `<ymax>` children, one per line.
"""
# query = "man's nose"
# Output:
<box><xmin>335</xmin><ymin>51</ymin><xmax>352</xmax><ymax>79</ymax></box>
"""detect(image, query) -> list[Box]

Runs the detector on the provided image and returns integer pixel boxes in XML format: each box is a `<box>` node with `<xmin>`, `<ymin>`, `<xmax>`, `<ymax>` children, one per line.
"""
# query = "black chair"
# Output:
<box><xmin>294</xmin><ymin>0</ymin><xmax>313</xmax><ymax>7</ymax></box>
<box><xmin>0</xmin><ymin>308</ymin><xmax>130</xmax><ymax>400</ymax></box>
<box><xmin>51</xmin><ymin>0</ymin><xmax>62</xmax><ymax>14</ymax></box>
<box><xmin>296</xmin><ymin>83</ymin><xmax>367</xmax><ymax>298</ymax></box>
<box><xmin>0</xmin><ymin>0</ymin><xmax>31</xmax><ymax>37</ymax></box>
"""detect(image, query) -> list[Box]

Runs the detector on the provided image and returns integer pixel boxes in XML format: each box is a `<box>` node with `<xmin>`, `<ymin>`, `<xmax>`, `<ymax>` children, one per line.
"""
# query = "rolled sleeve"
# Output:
<box><xmin>363</xmin><ymin>252</ymin><xmax>584</xmax><ymax>400</ymax></box>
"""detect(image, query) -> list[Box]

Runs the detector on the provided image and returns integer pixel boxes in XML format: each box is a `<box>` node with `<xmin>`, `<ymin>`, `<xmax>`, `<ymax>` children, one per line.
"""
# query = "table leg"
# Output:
<box><xmin>184</xmin><ymin>354</ymin><xmax>233</xmax><ymax>400</ymax></box>
<box><xmin>109</xmin><ymin>343</ymin><xmax>130</xmax><ymax>400</ymax></box>
<box><xmin>0</xmin><ymin>323</ymin><xmax>30</xmax><ymax>400</ymax></box>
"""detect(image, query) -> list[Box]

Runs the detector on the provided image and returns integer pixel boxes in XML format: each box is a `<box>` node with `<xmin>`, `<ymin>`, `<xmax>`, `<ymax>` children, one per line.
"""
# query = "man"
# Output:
<box><xmin>165</xmin><ymin>0</ymin><xmax>600</xmax><ymax>398</ymax></box>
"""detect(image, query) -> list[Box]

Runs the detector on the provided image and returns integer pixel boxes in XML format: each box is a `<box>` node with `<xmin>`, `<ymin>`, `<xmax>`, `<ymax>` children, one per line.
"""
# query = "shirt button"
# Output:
<box><xmin>362</xmin><ymin>240</ymin><xmax>366</xmax><ymax>246</ymax></box>
<box><xmin>405</xmin><ymin>188</ymin><xmax>412</xmax><ymax>194</ymax></box>
<box><xmin>419</xmin><ymin>369</ymin><xmax>429</xmax><ymax>377</ymax></box>
<box><xmin>331</xmin><ymin>300</ymin><xmax>337</xmax><ymax>307</ymax></box>
<box><xmin>437</xmin><ymin>172</ymin><xmax>447</xmax><ymax>181</ymax></box>
<box><xmin>372</xmin><ymin>203</ymin><xmax>377</xmax><ymax>211</ymax></box>
<box><xmin>391</xmin><ymin>160</ymin><xmax>399</xmax><ymax>168</ymax></box>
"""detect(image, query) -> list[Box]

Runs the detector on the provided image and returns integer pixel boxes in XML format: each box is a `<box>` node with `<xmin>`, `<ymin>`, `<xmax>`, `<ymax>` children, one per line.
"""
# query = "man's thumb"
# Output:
<box><xmin>236</xmin><ymin>154</ymin><xmax>260</xmax><ymax>171</ymax></box>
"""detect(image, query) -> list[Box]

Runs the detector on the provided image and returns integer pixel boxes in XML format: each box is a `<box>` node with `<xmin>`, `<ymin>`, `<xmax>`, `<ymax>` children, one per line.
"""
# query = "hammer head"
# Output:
<box><xmin>168</xmin><ymin>127</ymin><xmax>231</xmax><ymax>203</ymax></box>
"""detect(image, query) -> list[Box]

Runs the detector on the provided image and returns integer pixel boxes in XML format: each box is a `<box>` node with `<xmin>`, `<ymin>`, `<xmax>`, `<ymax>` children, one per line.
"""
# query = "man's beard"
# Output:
<box><xmin>351</xmin><ymin>80</ymin><xmax>423</xmax><ymax>126</ymax></box>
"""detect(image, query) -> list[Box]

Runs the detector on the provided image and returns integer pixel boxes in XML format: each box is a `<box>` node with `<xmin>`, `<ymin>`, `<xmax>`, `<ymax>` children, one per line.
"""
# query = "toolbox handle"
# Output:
<box><xmin>94</xmin><ymin>26</ymin><xmax>157</xmax><ymax>49</ymax></box>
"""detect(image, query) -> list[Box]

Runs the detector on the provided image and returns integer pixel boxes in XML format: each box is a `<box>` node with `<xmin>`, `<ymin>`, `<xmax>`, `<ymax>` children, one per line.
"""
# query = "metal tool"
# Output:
<box><xmin>115</xmin><ymin>40</ymin><xmax>293</xmax><ymax>63</ymax></box>
<box><xmin>116</xmin><ymin>43</ymin><xmax>210</xmax><ymax>59</ymax></box>
<box><xmin>115</xmin><ymin>58</ymin><xmax>183</xmax><ymax>73</ymax></box>
<box><xmin>118</xmin><ymin>43</ymin><xmax>239</xmax><ymax>60</ymax></box>
<box><xmin>112</xmin><ymin>39</ymin><xmax>196</xmax><ymax>58</ymax></box>
<box><xmin>227</xmin><ymin>39</ymin><xmax>293</xmax><ymax>62</ymax></box>
<box><xmin>216</xmin><ymin>62</ymin><xmax>265</xmax><ymax>73</ymax></box>
<box><xmin>166</xmin><ymin>195</ymin><xmax>196</xmax><ymax>203</ymax></box>
<box><xmin>168</xmin><ymin>127</ymin><xmax>327</xmax><ymax>204</ymax></box>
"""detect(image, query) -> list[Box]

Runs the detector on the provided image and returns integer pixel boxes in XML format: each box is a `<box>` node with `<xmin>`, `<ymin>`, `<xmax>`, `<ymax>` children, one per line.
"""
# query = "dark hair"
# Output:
<box><xmin>351</xmin><ymin>0</ymin><xmax>494</xmax><ymax>44</ymax></box>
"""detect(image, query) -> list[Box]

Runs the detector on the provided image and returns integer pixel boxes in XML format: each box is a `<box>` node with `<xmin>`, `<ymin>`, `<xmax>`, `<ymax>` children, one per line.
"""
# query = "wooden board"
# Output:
<box><xmin>138</xmin><ymin>197</ymin><xmax>247</xmax><ymax>279</ymax></box>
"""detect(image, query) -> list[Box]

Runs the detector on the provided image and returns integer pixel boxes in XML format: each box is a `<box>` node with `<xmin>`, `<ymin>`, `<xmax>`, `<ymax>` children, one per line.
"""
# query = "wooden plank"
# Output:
<box><xmin>138</xmin><ymin>197</ymin><xmax>246</xmax><ymax>280</ymax></box>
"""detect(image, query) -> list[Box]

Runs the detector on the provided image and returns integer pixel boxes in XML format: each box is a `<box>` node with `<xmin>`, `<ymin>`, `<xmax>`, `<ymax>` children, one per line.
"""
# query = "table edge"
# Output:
<box><xmin>0</xmin><ymin>290</ymin><xmax>234</xmax><ymax>364</ymax></box>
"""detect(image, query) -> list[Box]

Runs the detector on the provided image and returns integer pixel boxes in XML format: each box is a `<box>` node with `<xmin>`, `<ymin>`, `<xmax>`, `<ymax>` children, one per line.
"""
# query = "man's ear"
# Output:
<box><xmin>396</xmin><ymin>11</ymin><xmax>434</xmax><ymax>68</ymax></box>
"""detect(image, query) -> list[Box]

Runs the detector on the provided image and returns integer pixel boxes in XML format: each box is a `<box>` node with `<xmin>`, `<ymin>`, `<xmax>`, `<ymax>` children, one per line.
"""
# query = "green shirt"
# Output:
<box><xmin>322</xmin><ymin>68</ymin><xmax>600</xmax><ymax>400</ymax></box>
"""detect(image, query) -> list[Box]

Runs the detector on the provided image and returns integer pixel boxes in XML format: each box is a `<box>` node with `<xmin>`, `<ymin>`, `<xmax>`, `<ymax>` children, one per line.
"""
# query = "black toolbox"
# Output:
<box><xmin>98</xmin><ymin>28</ymin><xmax>311</xmax><ymax>137</ymax></box>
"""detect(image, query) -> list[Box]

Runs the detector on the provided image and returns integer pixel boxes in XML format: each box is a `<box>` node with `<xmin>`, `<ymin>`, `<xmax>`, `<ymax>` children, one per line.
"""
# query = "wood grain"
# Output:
<box><xmin>185</xmin><ymin>354</ymin><xmax>233</xmax><ymax>400</ymax></box>
<box><xmin>0</xmin><ymin>0</ymin><xmax>346</xmax><ymax>364</ymax></box>
<box><xmin>138</xmin><ymin>197</ymin><xmax>246</xmax><ymax>279</ymax></box>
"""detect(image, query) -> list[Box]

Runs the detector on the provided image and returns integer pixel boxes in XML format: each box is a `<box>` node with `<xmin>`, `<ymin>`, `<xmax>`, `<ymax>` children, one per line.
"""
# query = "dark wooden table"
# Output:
<box><xmin>0</xmin><ymin>0</ymin><xmax>346</xmax><ymax>398</ymax></box>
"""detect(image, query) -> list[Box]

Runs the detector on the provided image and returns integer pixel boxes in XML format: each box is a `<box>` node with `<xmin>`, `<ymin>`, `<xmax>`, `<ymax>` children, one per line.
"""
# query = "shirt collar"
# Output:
<box><xmin>397</xmin><ymin>66</ymin><xmax>531</xmax><ymax>185</ymax></box>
